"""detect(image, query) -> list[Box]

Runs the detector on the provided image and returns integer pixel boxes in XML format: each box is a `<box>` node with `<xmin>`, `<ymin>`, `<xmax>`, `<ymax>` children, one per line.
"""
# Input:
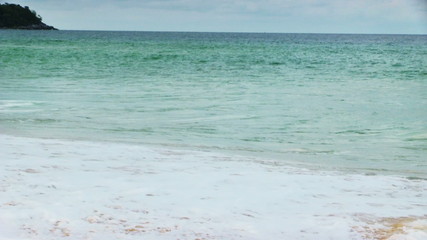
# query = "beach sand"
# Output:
<box><xmin>0</xmin><ymin>134</ymin><xmax>426</xmax><ymax>240</ymax></box>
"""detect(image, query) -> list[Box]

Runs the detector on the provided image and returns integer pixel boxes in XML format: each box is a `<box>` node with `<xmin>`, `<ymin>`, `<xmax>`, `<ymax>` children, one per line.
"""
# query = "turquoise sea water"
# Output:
<box><xmin>1</xmin><ymin>30</ymin><xmax>426</xmax><ymax>177</ymax></box>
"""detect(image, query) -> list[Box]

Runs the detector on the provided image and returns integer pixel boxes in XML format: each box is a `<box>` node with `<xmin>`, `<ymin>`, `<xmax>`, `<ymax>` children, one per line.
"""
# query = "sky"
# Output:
<box><xmin>4</xmin><ymin>0</ymin><xmax>427</xmax><ymax>34</ymax></box>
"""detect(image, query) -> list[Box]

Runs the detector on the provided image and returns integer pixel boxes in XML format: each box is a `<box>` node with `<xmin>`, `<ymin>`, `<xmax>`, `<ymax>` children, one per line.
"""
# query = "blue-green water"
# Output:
<box><xmin>1</xmin><ymin>30</ymin><xmax>426</xmax><ymax>176</ymax></box>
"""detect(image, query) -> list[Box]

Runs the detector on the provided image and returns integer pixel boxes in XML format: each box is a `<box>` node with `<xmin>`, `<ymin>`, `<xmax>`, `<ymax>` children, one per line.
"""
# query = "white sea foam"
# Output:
<box><xmin>0</xmin><ymin>100</ymin><xmax>42</xmax><ymax>113</ymax></box>
<box><xmin>0</xmin><ymin>134</ymin><xmax>426</xmax><ymax>240</ymax></box>
<box><xmin>0</xmin><ymin>100</ymin><xmax>37</xmax><ymax>107</ymax></box>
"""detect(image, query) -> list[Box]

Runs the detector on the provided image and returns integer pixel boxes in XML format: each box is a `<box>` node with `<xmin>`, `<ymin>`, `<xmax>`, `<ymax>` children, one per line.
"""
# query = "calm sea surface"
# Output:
<box><xmin>1</xmin><ymin>30</ymin><xmax>426</xmax><ymax>177</ymax></box>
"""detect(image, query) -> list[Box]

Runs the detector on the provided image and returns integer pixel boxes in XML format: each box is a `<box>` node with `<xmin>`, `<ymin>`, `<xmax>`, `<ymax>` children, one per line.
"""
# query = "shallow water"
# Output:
<box><xmin>0</xmin><ymin>30</ymin><xmax>426</xmax><ymax>177</ymax></box>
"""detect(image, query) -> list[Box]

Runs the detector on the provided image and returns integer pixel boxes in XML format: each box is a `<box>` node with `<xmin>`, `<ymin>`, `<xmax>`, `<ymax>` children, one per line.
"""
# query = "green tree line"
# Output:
<box><xmin>0</xmin><ymin>3</ymin><xmax>42</xmax><ymax>28</ymax></box>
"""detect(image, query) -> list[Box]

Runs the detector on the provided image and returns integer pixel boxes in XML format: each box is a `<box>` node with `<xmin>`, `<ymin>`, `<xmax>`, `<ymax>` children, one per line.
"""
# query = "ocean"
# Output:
<box><xmin>1</xmin><ymin>30</ymin><xmax>426</xmax><ymax>176</ymax></box>
<box><xmin>0</xmin><ymin>30</ymin><xmax>426</xmax><ymax>239</ymax></box>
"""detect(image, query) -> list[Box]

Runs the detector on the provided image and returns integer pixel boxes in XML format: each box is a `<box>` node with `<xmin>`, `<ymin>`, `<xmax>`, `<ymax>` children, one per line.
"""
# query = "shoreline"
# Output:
<box><xmin>0</xmin><ymin>134</ymin><xmax>426</xmax><ymax>239</ymax></box>
<box><xmin>1</xmin><ymin>129</ymin><xmax>424</xmax><ymax>179</ymax></box>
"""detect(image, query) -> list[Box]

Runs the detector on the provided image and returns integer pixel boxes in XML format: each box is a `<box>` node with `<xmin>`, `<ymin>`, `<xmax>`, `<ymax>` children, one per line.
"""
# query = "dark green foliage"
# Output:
<box><xmin>0</xmin><ymin>3</ymin><xmax>42</xmax><ymax>28</ymax></box>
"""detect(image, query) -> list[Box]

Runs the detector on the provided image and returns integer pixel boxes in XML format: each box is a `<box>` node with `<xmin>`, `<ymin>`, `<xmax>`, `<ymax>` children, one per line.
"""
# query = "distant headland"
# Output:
<box><xmin>0</xmin><ymin>3</ymin><xmax>57</xmax><ymax>30</ymax></box>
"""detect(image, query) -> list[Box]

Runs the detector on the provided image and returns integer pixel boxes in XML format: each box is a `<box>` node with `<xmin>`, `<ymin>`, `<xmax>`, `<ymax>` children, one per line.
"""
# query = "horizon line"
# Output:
<box><xmin>30</xmin><ymin>29</ymin><xmax>427</xmax><ymax>36</ymax></box>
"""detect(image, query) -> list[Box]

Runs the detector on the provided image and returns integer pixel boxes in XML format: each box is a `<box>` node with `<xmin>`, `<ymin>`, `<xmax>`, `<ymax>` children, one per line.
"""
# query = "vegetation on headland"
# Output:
<box><xmin>0</xmin><ymin>3</ymin><xmax>57</xmax><ymax>30</ymax></box>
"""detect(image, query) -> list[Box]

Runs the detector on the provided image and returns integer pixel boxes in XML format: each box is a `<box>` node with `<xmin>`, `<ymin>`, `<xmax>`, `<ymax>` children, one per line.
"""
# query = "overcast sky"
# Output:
<box><xmin>5</xmin><ymin>0</ymin><xmax>427</xmax><ymax>34</ymax></box>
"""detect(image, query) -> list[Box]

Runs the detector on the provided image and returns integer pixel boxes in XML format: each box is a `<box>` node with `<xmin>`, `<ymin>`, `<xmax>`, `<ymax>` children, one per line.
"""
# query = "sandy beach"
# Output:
<box><xmin>1</xmin><ymin>134</ymin><xmax>426</xmax><ymax>239</ymax></box>
<box><xmin>2</xmin><ymin>2</ymin><xmax>426</xmax><ymax>239</ymax></box>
